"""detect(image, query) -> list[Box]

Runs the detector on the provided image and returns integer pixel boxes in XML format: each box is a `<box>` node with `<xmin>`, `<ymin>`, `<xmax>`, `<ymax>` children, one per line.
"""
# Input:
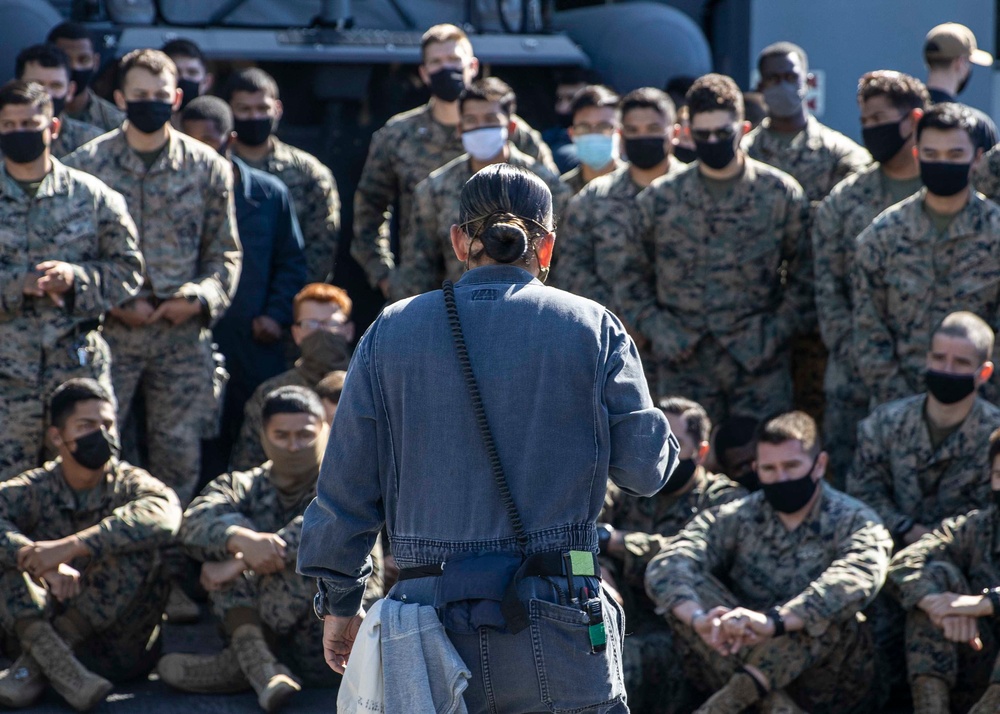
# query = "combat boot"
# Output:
<box><xmin>165</xmin><ymin>584</ymin><xmax>200</xmax><ymax>624</ymax></box>
<box><xmin>693</xmin><ymin>672</ymin><xmax>762</xmax><ymax>714</ymax></box>
<box><xmin>911</xmin><ymin>675</ymin><xmax>949</xmax><ymax>714</ymax></box>
<box><xmin>760</xmin><ymin>688</ymin><xmax>806</xmax><ymax>714</ymax></box>
<box><xmin>231</xmin><ymin>623</ymin><xmax>301</xmax><ymax>712</ymax></box>
<box><xmin>158</xmin><ymin>647</ymin><xmax>251</xmax><ymax>694</ymax></box>
<box><xmin>0</xmin><ymin>653</ymin><xmax>45</xmax><ymax>708</ymax></box>
<box><xmin>21</xmin><ymin>620</ymin><xmax>112</xmax><ymax>711</ymax></box>
<box><xmin>968</xmin><ymin>683</ymin><xmax>1000</xmax><ymax>714</ymax></box>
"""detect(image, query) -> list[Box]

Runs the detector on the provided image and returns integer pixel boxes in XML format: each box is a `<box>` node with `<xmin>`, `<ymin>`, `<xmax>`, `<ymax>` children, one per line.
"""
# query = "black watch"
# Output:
<box><xmin>313</xmin><ymin>587</ymin><xmax>330</xmax><ymax>621</ymax></box>
<box><xmin>597</xmin><ymin>523</ymin><xmax>614</xmax><ymax>555</ymax></box>
<box><xmin>983</xmin><ymin>587</ymin><xmax>1000</xmax><ymax>616</ymax></box>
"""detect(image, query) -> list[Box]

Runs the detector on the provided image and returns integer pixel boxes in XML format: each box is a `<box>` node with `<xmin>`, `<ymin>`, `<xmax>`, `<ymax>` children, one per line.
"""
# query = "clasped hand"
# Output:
<box><xmin>694</xmin><ymin>606</ymin><xmax>776</xmax><ymax>656</ymax></box>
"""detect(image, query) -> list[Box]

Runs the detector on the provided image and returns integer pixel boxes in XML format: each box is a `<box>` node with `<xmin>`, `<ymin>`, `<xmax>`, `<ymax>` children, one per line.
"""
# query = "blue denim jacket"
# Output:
<box><xmin>298</xmin><ymin>265</ymin><xmax>677</xmax><ymax>615</ymax></box>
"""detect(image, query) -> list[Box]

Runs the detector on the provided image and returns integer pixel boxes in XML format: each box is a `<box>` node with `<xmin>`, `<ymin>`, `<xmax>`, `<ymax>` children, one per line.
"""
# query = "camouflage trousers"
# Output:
<box><xmin>104</xmin><ymin>316</ymin><xmax>217</xmax><ymax>505</ymax></box>
<box><xmin>822</xmin><ymin>356</ymin><xmax>869</xmax><ymax>490</ymax></box>
<box><xmin>209</xmin><ymin>567</ymin><xmax>337</xmax><ymax>687</ymax></box>
<box><xmin>791</xmin><ymin>331</ymin><xmax>827</xmax><ymax>427</ymax></box>
<box><xmin>0</xmin><ymin>549</ymin><xmax>168</xmax><ymax>681</ymax></box>
<box><xmin>622</xmin><ymin>619</ymin><xmax>700</xmax><ymax>714</ymax></box>
<box><xmin>655</xmin><ymin>337</ymin><xmax>792</xmax><ymax>425</ymax></box>
<box><xmin>904</xmin><ymin>561</ymin><xmax>1000</xmax><ymax>709</ymax></box>
<box><xmin>667</xmin><ymin>575</ymin><xmax>875</xmax><ymax>714</ymax></box>
<box><xmin>0</xmin><ymin>331</ymin><xmax>113</xmax><ymax>482</ymax></box>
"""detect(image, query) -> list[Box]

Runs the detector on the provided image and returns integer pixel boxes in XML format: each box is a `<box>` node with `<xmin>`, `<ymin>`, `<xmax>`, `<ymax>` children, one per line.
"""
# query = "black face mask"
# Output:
<box><xmin>234</xmin><ymin>117</ymin><xmax>273</xmax><ymax>147</ymax></box>
<box><xmin>736</xmin><ymin>469</ymin><xmax>761</xmax><ymax>492</ymax></box>
<box><xmin>862</xmin><ymin>119</ymin><xmax>908</xmax><ymax>163</ymax></box>
<box><xmin>926</xmin><ymin>369</ymin><xmax>978</xmax><ymax>404</ymax></box>
<box><xmin>662</xmin><ymin>458</ymin><xmax>697</xmax><ymax>495</ymax></box>
<box><xmin>673</xmin><ymin>145</ymin><xmax>698</xmax><ymax>164</ymax></box>
<box><xmin>920</xmin><ymin>160</ymin><xmax>971</xmax><ymax>197</ymax></box>
<box><xmin>50</xmin><ymin>95</ymin><xmax>67</xmax><ymax>118</ymax></box>
<box><xmin>177</xmin><ymin>78</ymin><xmax>200</xmax><ymax>111</ymax></box>
<box><xmin>428</xmin><ymin>67</ymin><xmax>466</xmax><ymax>103</ymax></box>
<box><xmin>624</xmin><ymin>137</ymin><xmax>668</xmax><ymax>170</ymax></box>
<box><xmin>126</xmin><ymin>100</ymin><xmax>173</xmax><ymax>134</ymax></box>
<box><xmin>71</xmin><ymin>67</ymin><xmax>94</xmax><ymax>92</ymax></box>
<box><xmin>695</xmin><ymin>138</ymin><xmax>737</xmax><ymax>170</ymax></box>
<box><xmin>70</xmin><ymin>427</ymin><xmax>120</xmax><ymax>470</ymax></box>
<box><xmin>0</xmin><ymin>129</ymin><xmax>47</xmax><ymax>163</ymax></box>
<box><xmin>761</xmin><ymin>457</ymin><xmax>820</xmax><ymax>513</ymax></box>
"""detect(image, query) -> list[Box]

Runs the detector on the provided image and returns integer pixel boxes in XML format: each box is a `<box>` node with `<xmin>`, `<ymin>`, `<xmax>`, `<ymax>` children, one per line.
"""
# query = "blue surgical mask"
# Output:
<box><xmin>574</xmin><ymin>133</ymin><xmax>616</xmax><ymax>170</ymax></box>
<box><xmin>462</xmin><ymin>126</ymin><xmax>508</xmax><ymax>161</ymax></box>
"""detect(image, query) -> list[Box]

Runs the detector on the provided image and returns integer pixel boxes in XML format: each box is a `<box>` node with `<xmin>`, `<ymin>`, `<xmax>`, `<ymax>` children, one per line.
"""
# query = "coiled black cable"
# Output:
<box><xmin>442</xmin><ymin>280</ymin><xmax>529</xmax><ymax>553</ymax></box>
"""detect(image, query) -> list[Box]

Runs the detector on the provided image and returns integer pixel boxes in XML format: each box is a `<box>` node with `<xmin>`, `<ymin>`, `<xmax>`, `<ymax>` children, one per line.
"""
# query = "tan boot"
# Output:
<box><xmin>165</xmin><ymin>585</ymin><xmax>200</xmax><ymax>624</ymax></box>
<box><xmin>21</xmin><ymin>620</ymin><xmax>112</xmax><ymax>711</ymax></box>
<box><xmin>968</xmin><ymin>683</ymin><xmax>1000</xmax><ymax>714</ymax></box>
<box><xmin>0</xmin><ymin>653</ymin><xmax>46</xmax><ymax>708</ymax></box>
<box><xmin>158</xmin><ymin>647</ymin><xmax>250</xmax><ymax>694</ymax></box>
<box><xmin>911</xmin><ymin>675</ymin><xmax>949</xmax><ymax>714</ymax></box>
<box><xmin>760</xmin><ymin>688</ymin><xmax>806</xmax><ymax>714</ymax></box>
<box><xmin>231</xmin><ymin>623</ymin><xmax>301</xmax><ymax>712</ymax></box>
<box><xmin>694</xmin><ymin>672</ymin><xmax>762</xmax><ymax>714</ymax></box>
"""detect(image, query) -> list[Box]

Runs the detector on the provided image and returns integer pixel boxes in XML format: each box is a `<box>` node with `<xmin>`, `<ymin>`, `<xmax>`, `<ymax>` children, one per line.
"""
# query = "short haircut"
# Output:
<box><xmin>181</xmin><ymin>95</ymin><xmax>233</xmax><ymax>136</ymax></box>
<box><xmin>758</xmin><ymin>411</ymin><xmax>820</xmax><ymax>457</ymax></box>
<box><xmin>933</xmin><ymin>311</ymin><xmax>995</xmax><ymax>362</ymax></box>
<box><xmin>15</xmin><ymin>44</ymin><xmax>71</xmax><ymax>81</ymax></box>
<box><xmin>714</xmin><ymin>415</ymin><xmax>759</xmax><ymax>464</ymax></box>
<box><xmin>293</xmin><ymin>283</ymin><xmax>353</xmax><ymax>321</ymax></box>
<box><xmin>119</xmin><ymin>48</ymin><xmax>177</xmax><ymax>86</ymax></box>
<box><xmin>620</xmin><ymin>87</ymin><xmax>676</xmax><ymax>127</ymax></box>
<box><xmin>459</xmin><ymin>76</ymin><xmax>517</xmax><ymax>118</ymax></box>
<box><xmin>569</xmin><ymin>84</ymin><xmax>620</xmax><ymax>121</ymax></box>
<box><xmin>46</xmin><ymin>21</ymin><xmax>93</xmax><ymax>45</ymax></box>
<box><xmin>0</xmin><ymin>80</ymin><xmax>53</xmax><ymax>118</ymax></box>
<box><xmin>658</xmin><ymin>396</ymin><xmax>711</xmax><ymax>445</ymax></box>
<box><xmin>916</xmin><ymin>102</ymin><xmax>975</xmax><ymax>142</ymax></box>
<box><xmin>757</xmin><ymin>41</ymin><xmax>809</xmax><ymax>74</ymax></box>
<box><xmin>261</xmin><ymin>386</ymin><xmax>325</xmax><ymax>425</ymax></box>
<box><xmin>857</xmin><ymin>70</ymin><xmax>930</xmax><ymax>113</ymax></box>
<box><xmin>686</xmin><ymin>73</ymin><xmax>744</xmax><ymax>122</ymax></box>
<box><xmin>161</xmin><ymin>38</ymin><xmax>206</xmax><ymax>64</ymax></box>
<box><xmin>50</xmin><ymin>378</ymin><xmax>113</xmax><ymax>429</ymax></box>
<box><xmin>421</xmin><ymin>23</ymin><xmax>473</xmax><ymax>63</ymax></box>
<box><xmin>223</xmin><ymin>67</ymin><xmax>279</xmax><ymax>102</ymax></box>
<box><xmin>315</xmin><ymin>371</ymin><xmax>347</xmax><ymax>404</ymax></box>
<box><xmin>989</xmin><ymin>427</ymin><xmax>1000</xmax><ymax>468</ymax></box>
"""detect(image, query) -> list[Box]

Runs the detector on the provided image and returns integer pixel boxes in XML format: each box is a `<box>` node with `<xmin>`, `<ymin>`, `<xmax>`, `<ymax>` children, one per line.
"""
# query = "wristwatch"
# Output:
<box><xmin>597</xmin><ymin>523</ymin><xmax>614</xmax><ymax>555</ymax></box>
<box><xmin>313</xmin><ymin>587</ymin><xmax>330</xmax><ymax>621</ymax></box>
<box><xmin>983</xmin><ymin>587</ymin><xmax>1000</xmax><ymax>616</ymax></box>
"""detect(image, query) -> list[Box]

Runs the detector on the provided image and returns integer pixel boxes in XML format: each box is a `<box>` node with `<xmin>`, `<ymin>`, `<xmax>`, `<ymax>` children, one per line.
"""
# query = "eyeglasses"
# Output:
<box><xmin>572</xmin><ymin>122</ymin><xmax>617</xmax><ymax>136</ymax></box>
<box><xmin>691</xmin><ymin>125</ymin><xmax>738</xmax><ymax>143</ymax></box>
<box><xmin>295</xmin><ymin>318</ymin><xmax>348</xmax><ymax>332</ymax></box>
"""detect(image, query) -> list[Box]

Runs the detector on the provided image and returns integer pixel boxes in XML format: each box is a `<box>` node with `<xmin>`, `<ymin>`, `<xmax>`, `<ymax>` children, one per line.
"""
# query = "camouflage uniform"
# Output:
<box><xmin>560</xmin><ymin>166</ymin><xmax>586</xmax><ymax>196</ymax></box>
<box><xmin>0</xmin><ymin>458</ymin><xmax>181</xmax><ymax>680</ymax></box>
<box><xmin>0</xmin><ymin>159</ymin><xmax>142</xmax><ymax>481</ymax></box>
<box><xmin>853</xmin><ymin>190</ymin><xmax>1000</xmax><ymax>407</ymax></box>
<box><xmin>972</xmin><ymin>143</ymin><xmax>1000</xmax><ymax>201</ymax></box>
<box><xmin>236</xmin><ymin>137</ymin><xmax>340</xmax><ymax>283</ymax></box>
<box><xmin>744</xmin><ymin>115</ymin><xmax>871</xmax><ymax>426</ymax></box>
<box><xmin>813</xmin><ymin>164</ymin><xmax>923</xmax><ymax>485</ymax></box>
<box><xmin>888</xmin><ymin>508</ymin><xmax>1000</xmax><ymax>708</ymax></box>
<box><xmin>51</xmin><ymin>117</ymin><xmax>103</xmax><ymax>159</ymax></box>
<box><xmin>65</xmin><ymin>89</ymin><xmax>124</xmax><ymax>133</ymax></box>
<box><xmin>848</xmin><ymin>393</ymin><xmax>1000</xmax><ymax>540</ymax></box>
<box><xmin>599</xmin><ymin>469</ymin><xmax>745</xmax><ymax>714</ymax></box>
<box><xmin>181</xmin><ymin>463</ymin><xmax>383</xmax><ymax>685</ymax></box>
<box><xmin>351</xmin><ymin>103</ymin><xmax>555</xmax><ymax>288</ymax></box>
<box><xmin>645</xmin><ymin>484</ymin><xmax>892</xmax><ymax>713</ymax></box>
<box><xmin>615</xmin><ymin>159</ymin><xmax>812</xmax><ymax>419</ymax></box>
<box><xmin>390</xmin><ymin>145</ymin><xmax>571</xmax><ymax>301</ymax></box>
<box><xmin>64</xmin><ymin>129</ymin><xmax>241</xmax><ymax>505</ymax></box>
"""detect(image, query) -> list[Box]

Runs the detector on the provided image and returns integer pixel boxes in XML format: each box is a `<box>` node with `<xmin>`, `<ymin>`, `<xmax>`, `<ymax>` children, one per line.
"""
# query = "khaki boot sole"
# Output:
<box><xmin>52</xmin><ymin>676</ymin><xmax>113</xmax><ymax>712</ymax></box>
<box><xmin>257</xmin><ymin>674</ymin><xmax>301</xmax><ymax>713</ymax></box>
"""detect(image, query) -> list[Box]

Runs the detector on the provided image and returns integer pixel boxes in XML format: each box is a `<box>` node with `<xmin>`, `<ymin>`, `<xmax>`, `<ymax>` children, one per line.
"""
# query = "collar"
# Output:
<box><xmin>105</xmin><ymin>128</ymin><xmax>183</xmax><ymax>175</ymax></box>
<box><xmin>0</xmin><ymin>158</ymin><xmax>71</xmax><ymax>202</ymax></box>
<box><xmin>456</xmin><ymin>265</ymin><xmax>541</xmax><ymax>287</ymax></box>
<box><xmin>231</xmin><ymin>155</ymin><xmax>257</xmax><ymax>204</ymax></box>
<box><xmin>52</xmin><ymin>458</ymin><xmax>114</xmax><ymax>512</ymax></box>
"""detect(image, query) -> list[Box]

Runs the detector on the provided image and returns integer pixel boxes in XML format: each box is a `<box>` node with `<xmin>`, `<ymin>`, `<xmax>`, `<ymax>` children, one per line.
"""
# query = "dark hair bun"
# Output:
<box><xmin>481</xmin><ymin>221</ymin><xmax>528</xmax><ymax>264</ymax></box>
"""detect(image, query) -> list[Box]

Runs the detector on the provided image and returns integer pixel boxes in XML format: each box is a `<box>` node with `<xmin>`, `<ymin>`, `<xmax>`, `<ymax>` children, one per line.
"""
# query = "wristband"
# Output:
<box><xmin>766</xmin><ymin>607</ymin><xmax>785</xmax><ymax>637</ymax></box>
<box><xmin>596</xmin><ymin>523</ymin><xmax>614</xmax><ymax>555</ymax></box>
<box><xmin>983</xmin><ymin>588</ymin><xmax>1000</xmax><ymax>616</ymax></box>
